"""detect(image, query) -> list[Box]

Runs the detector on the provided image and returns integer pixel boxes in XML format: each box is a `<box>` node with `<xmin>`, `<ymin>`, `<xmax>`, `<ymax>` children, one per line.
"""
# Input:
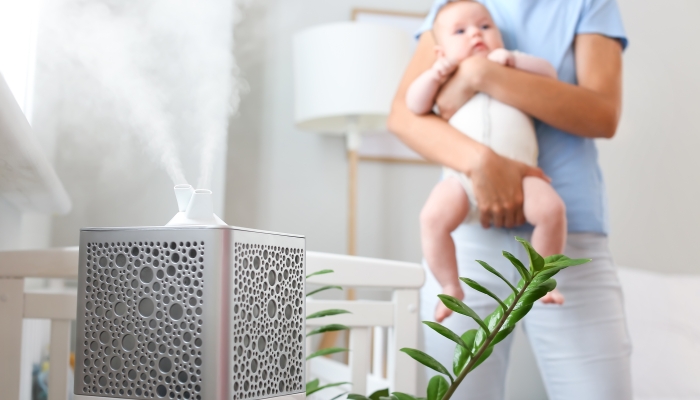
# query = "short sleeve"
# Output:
<box><xmin>415</xmin><ymin>0</ymin><xmax>449</xmax><ymax>40</ymax></box>
<box><xmin>577</xmin><ymin>0</ymin><xmax>628</xmax><ymax>49</ymax></box>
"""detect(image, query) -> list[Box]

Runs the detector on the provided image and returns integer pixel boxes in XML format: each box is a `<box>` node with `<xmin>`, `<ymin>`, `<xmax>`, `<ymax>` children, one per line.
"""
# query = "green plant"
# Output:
<box><xmin>348</xmin><ymin>237</ymin><xmax>590</xmax><ymax>400</ymax></box>
<box><xmin>305</xmin><ymin>269</ymin><xmax>352</xmax><ymax>398</ymax></box>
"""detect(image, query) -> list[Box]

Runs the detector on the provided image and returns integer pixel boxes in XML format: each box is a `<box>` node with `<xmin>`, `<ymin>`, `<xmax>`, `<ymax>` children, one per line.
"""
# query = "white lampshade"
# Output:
<box><xmin>293</xmin><ymin>22</ymin><xmax>411</xmax><ymax>134</ymax></box>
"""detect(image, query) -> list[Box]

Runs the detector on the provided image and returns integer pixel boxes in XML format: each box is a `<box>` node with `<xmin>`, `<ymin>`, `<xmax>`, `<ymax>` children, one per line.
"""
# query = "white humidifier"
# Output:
<box><xmin>74</xmin><ymin>186</ymin><xmax>306</xmax><ymax>400</ymax></box>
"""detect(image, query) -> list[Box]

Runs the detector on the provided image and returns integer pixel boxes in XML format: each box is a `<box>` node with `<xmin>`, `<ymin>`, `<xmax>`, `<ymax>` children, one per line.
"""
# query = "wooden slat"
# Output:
<box><xmin>0</xmin><ymin>247</ymin><xmax>78</xmax><ymax>278</ymax></box>
<box><xmin>48</xmin><ymin>319</ymin><xmax>71</xmax><ymax>400</ymax></box>
<box><xmin>307</xmin><ymin>251</ymin><xmax>424</xmax><ymax>288</ymax></box>
<box><xmin>306</xmin><ymin>300</ymin><xmax>393</xmax><ymax>327</ymax></box>
<box><xmin>308</xmin><ymin>356</ymin><xmax>350</xmax><ymax>384</ymax></box>
<box><xmin>349</xmin><ymin>327</ymin><xmax>371</xmax><ymax>395</ymax></box>
<box><xmin>372</xmin><ymin>327</ymin><xmax>386</xmax><ymax>377</ymax></box>
<box><xmin>0</xmin><ymin>278</ymin><xmax>24</xmax><ymax>400</ymax></box>
<box><xmin>388</xmin><ymin>290</ymin><xmax>420</xmax><ymax>394</ymax></box>
<box><xmin>24</xmin><ymin>291</ymin><xmax>78</xmax><ymax>320</ymax></box>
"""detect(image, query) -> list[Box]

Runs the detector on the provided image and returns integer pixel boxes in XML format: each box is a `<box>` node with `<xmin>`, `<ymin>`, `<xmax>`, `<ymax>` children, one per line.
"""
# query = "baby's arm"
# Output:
<box><xmin>405</xmin><ymin>57</ymin><xmax>456</xmax><ymax>115</ymax></box>
<box><xmin>512</xmin><ymin>52</ymin><xmax>558</xmax><ymax>79</ymax></box>
<box><xmin>488</xmin><ymin>49</ymin><xmax>557</xmax><ymax>79</ymax></box>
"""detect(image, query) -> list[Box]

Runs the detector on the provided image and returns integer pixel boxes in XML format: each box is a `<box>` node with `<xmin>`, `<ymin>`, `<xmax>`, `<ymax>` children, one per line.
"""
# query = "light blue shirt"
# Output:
<box><xmin>418</xmin><ymin>0</ymin><xmax>627</xmax><ymax>234</ymax></box>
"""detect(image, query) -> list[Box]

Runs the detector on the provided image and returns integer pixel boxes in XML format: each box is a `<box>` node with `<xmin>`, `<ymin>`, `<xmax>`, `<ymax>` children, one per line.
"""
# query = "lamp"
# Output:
<box><xmin>293</xmin><ymin>21</ymin><xmax>410</xmax><ymax>255</ymax></box>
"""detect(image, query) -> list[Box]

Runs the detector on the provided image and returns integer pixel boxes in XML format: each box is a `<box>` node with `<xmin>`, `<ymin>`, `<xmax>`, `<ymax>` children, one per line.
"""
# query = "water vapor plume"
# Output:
<box><xmin>38</xmin><ymin>0</ymin><xmax>247</xmax><ymax>189</ymax></box>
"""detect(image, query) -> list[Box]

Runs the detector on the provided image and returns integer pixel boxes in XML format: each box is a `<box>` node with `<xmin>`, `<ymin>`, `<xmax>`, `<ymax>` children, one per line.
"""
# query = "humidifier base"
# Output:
<box><xmin>75</xmin><ymin>394</ymin><xmax>306</xmax><ymax>400</ymax></box>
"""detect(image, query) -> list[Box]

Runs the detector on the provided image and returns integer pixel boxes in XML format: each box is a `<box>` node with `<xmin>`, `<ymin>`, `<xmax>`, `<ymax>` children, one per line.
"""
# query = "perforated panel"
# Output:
<box><xmin>76</xmin><ymin>241</ymin><xmax>205</xmax><ymax>399</ymax></box>
<box><xmin>231</xmin><ymin>243</ymin><xmax>305</xmax><ymax>399</ymax></box>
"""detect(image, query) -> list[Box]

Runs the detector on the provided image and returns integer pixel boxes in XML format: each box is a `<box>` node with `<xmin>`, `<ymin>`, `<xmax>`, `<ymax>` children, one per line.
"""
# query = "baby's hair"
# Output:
<box><xmin>431</xmin><ymin>0</ymin><xmax>479</xmax><ymax>44</ymax></box>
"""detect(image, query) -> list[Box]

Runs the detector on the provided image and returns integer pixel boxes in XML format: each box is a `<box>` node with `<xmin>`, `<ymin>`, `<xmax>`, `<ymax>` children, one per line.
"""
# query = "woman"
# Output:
<box><xmin>387</xmin><ymin>0</ymin><xmax>632</xmax><ymax>399</ymax></box>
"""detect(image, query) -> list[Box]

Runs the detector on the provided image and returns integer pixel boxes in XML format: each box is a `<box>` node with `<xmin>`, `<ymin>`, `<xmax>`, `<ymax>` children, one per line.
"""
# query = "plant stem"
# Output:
<box><xmin>441</xmin><ymin>279</ymin><xmax>533</xmax><ymax>400</ymax></box>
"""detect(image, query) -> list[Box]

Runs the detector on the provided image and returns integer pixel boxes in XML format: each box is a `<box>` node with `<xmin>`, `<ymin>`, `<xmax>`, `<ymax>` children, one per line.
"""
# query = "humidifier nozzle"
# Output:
<box><xmin>174</xmin><ymin>184</ymin><xmax>195</xmax><ymax>212</ymax></box>
<box><xmin>166</xmin><ymin>186</ymin><xmax>227</xmax><ymax>226</ymax></box>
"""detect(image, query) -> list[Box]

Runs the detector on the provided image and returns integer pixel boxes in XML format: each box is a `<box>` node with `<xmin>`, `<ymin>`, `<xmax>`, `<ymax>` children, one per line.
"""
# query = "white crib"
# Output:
<box><xmin>305</xmin><ymin>252</ymin><xmax>425</xmax><ymax>398</ymax></box>
<box><xmin>0</xmin><ymin>247</ymin><xmax>425</xmax><ymax>400</ymax></box>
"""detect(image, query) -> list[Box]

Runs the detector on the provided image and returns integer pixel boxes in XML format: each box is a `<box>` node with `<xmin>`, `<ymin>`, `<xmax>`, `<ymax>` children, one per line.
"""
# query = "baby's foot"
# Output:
<box><xmin>435</xmin><ymin>302</ymin><xmax>453</xmax><ymax>323</ymax></box>
<box><xmin>435</xmin><ymin>284</ymin><xmax>464</xmax><ymax>322</ymax></box>
<box><xmin>540</xmin><ymin>288</ymin><xmax>564</xmax><ymax>305</ymax></box>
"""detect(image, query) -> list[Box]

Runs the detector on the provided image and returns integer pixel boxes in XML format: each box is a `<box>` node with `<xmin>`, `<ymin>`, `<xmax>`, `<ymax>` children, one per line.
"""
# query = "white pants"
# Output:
<box><xmin>420</xmin><ymin>225</ymin><xmax>633</xmax><ymax>400</ymax></box>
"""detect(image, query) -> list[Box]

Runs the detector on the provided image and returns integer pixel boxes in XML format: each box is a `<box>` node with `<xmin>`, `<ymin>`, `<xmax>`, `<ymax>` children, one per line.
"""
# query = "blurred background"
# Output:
<box><xmin>1</xmin><ymin>0</ymin><xmax>698</xmax><ymax>399</ymax></box>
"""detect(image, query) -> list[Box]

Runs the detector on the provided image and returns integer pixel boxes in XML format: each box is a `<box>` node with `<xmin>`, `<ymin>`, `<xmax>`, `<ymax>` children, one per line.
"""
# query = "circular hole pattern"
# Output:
<box><xmin>170</xmin><ymin>303</ymin><xmax>183</xmax><ymax>320</ymax></box>
<box><xmin>115</xmin><ymin>254</ymin><xmax>126</xmax><ymax>267</ymax></box>
<box><xmin>140</xmin><ymin>266</ymin><xmax>153</xmax><ymax>283</ymax></box>
<box><xmin>76</xmin><ymin>240</ymin><xmax>206</xmax><ymax>398</ymax></box>
<box><xmin>122</xmin><ymin>334</ymin><xmax>135</xmax><ymax>351</ymax></box>
<box><xmin>231</xmin><ymin>243</ymin><xmax>305</xmax><ymax>397</ymax></box>
<box><xmin>138</xmin><ymin>298</ymin><xmax>154</xmax><ymax>317</ymax></box>
<box><xmin>158</xmin><ymin>357</ymin><xmax>172</xmax><ymax>373</ymax></box>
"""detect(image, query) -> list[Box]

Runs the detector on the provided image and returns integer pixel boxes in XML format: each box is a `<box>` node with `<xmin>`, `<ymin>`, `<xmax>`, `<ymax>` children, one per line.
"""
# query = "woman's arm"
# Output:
<box><xmin>387</xmin><ymin>33</ymin><xmax>548</xmax><ymax>228</ymax></box>
<box><xmin>436</xmin><ymin>34</ymin><xmax>623</xmax><ymax>138</ymax></box>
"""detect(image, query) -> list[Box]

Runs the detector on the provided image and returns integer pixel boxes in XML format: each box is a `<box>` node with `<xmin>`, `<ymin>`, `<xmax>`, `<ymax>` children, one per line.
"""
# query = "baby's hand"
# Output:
<box><xmin>431</xmin><ymin>56</ymin><xmax>457</xmax><ymax>83</ymax></box>
<box><xmin>435</xmin><ymin>283</ymin><xmax>464</xmax><ymax>322</ymax></box>
<box><xmin>540</xmin><ymin>288</ymin><xmax>565</xmax><ymax>305</ymax></box>
<box><xmin>487</xmin><ymin>48</ymin><xmax>515</xmax><ymax>67</ymax></box>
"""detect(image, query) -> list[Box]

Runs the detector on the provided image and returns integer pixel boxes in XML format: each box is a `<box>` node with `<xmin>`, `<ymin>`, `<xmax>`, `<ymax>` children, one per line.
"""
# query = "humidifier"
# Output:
<box><xmin>74</xmin><ymin>186</ymin><xmax>306</xmax><ymax>400</ymax></box>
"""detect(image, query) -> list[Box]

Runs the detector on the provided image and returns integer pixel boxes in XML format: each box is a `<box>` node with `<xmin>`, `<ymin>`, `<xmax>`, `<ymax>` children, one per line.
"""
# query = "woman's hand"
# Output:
<box><xmin>471</xmin><ymin>148</ymin><xmax>549</xmax><ymax>228</ymax></box>
<box><xmin>435</xmin><ymin>56</ymin><xmax>493</xmax><ymax>120</ymax></box>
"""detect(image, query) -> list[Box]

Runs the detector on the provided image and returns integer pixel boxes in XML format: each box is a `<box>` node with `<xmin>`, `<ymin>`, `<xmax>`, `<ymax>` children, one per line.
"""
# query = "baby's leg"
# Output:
<box><xmin>523</xmin><ymin>177</ymin><xmax>567</xmax><ymax>304</ymax></box>
<box><xmin>420</xmin><ymin>177</ymin><xmax>470</xmax><ymax>321</ymax></box>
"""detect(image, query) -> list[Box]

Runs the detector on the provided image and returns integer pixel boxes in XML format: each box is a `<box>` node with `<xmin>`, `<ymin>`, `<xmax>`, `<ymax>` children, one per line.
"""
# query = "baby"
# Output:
<box><xmin>407</xmin><ymin>0</ymin><xmax>567</xmax><ymax>322</ymax></box>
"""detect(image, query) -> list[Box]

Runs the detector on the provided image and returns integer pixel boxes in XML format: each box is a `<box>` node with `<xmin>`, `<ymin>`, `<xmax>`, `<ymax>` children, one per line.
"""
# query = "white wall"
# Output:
<box><xmin>224</xmin><ymin>0</ymin><xmax>440</xmax><ymax>262</ymax></box>
<box><xmin>600</xmin><ymin>0</ymin><xmax>700</xmax><ymax>274</ymax></box>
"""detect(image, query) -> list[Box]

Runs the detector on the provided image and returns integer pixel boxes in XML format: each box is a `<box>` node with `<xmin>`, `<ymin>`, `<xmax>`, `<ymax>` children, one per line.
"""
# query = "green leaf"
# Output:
<box><xmin>544</xmin><ymin>254</ymin><xmax>568</xmax><ymax>264</ymax></box>
<box><xmin>476</xmin><ymin>260</ymin><xmax>517</xmax><ymax>294</ymax></box>
<box><xmin>307</xmin><ymin>324</ymin><xmax>349</xmax><ymax>336</ymax></box>
<box><xmin>422</xmin><ymin>321</ymin><xmax>468</xmax><ymax>349</ymax></box>
<box><xmin>330</xmin><ymin>393</ymin><xmax>349</xmax><ymax>400</ymax></box>
<box><xmin>307</xmin><ymin>285</ymin><xmax>343</xmax><ymax>297</ymax></box>
<box><xmin>348</xmin><ymin>395</ymin><xmax>371</xmax><ymax>400</ymax></box>
<box><xmin>307</xmin><ymin>309</ymin><xmax>351</xmax><ymax>319</ymax></box>
<box><xmin>437</xmin><ymin>295</ymin><xmax>490</xmax><ymax>335</ymax></box>
<box><xmin>502</xmin><ymin>251</ymin><xmax>531</xmax><ymax>281</ymax></box>
<box><xmin>306</xmin><ymin>269</ymin><xmax>333</xmax><ymax>279</ymax></box>
<box><xmin>306</xmin><ymin>347</ymin><xmax>348</xmax><ymax>360</ymax></box>
<box><xmin>391</xmin><ymin>392</ymin><xmax>417</xmax><ymax>400</ymax></box>
<box><xmin>369</xmin><ymin>388</ymin><xmax>390</xmax><ymax>400</ymax></box>
<box><xmin>491</xmin><ymin>324</ymin><xmax>515</xmax><ymax>346</ymax></box>
<box><xmin>306</xmin><ymin>381</ymin><xmax>351</xmax><ymax>395</ymax></box>
<box><xmin>453</xmin><ymin>329</ymin><xmax>477</xmax><ymax>375</ymax></box>
<box><xmin>471</xmin><ymin>344</ymin><xmax>494</xmax><ymax>370</ymax></box>
<box><xmin>460</xmin><ymin>277</ymin><xmax>507</xmax><ymax>311</ymax></box>
<box><xmin>543</xmin><ymin>258</ymin><xmax>591</xmax><ymax>269</ymax></box>
<box><xmin>306</xmin><ymin>379</ymin><xmax>319</xmax><ymax>393</ymax></box>
<box><xmin>427</xmin><ymin>375</ymin><xmax>449</xmax><ymax>400</ymax></box>
<box><xmin>400</xmin><ymin>348</ymin><xmax>453</xmax><ymax>382</ymax></box>
<box><xmin>515</xmin><ymin>236</ymin><xmax>545</xmax><ymax>273</ymax></box>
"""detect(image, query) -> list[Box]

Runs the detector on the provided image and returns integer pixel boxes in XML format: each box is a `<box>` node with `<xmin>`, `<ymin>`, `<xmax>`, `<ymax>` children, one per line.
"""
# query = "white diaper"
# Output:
<box><xmin>443</xmin><ymin>93</ymin><xmax>538</xmax><ymax>223</ymax></box>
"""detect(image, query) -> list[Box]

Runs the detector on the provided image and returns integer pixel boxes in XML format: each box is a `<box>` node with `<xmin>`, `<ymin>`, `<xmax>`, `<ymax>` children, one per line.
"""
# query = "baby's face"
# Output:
<box><xmin>433</xmin><ymin>1</ymin><xmax>504</xmax><ymax>62</ymax></box>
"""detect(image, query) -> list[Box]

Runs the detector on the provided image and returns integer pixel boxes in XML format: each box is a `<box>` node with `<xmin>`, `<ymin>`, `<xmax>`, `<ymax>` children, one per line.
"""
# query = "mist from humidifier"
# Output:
<box><xmin>39</xmin><ymin>0</ymin><xmax>249</xmax><ymax>187</ymax></box>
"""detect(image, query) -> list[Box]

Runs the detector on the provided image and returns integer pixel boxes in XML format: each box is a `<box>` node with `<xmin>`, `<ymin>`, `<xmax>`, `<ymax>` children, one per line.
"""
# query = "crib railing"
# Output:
<box><xmin>0</xmin><ymin>247</ymin><xmax>79</xmax><ymax>400</ymax></box>
<box><xmin>0</xmin><ymin>248</ymin><xmax>426</xmax><ymax>400</ymax></box>
<box><xmin>305</xmin><ymin>251</ymin><xmax>425</xmax><ymax>397</ymax></box>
